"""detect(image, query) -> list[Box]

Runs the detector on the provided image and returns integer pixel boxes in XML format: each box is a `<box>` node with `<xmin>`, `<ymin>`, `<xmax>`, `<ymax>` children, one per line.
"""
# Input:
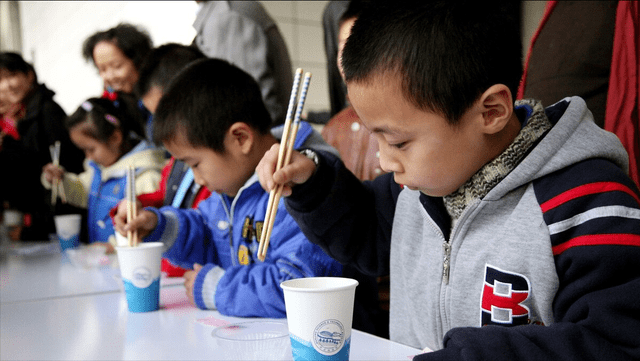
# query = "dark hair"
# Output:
<box><xmin>82</xmin><ymin>23</ymin><xmax>153</xmax><ymax>70</ymax></box>
<box><xmin>0</xmin><ymin>52</ymin><xmax>38</xmax><ymax>83</ymax></box>
<box><xmin>340</xmin><ymin>0</ymin><xmax>365</xmax><ymax>24</ymax></box>
<box><xmin>65</xmin><ymin>92</ymin><xmax>145</xmax><ymax>154</ymax></box>
<box><xmin>133</xmin><ymin>43</ymin><xmax>205</xmax><ymax>99</ymax></box>
<box><xmin>153</xmin><ymin>58</ymin><xmax>272</xmax><ymax>153</ymax></box>
<box><xmin>342</xmin><ymin>0</ymin><xmax>522</xmax><ymax>124</ymax></box>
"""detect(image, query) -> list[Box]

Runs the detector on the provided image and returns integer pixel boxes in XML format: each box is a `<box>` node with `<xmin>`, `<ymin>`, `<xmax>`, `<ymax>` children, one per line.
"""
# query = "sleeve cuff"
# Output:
<box><xmin>287</xmin><ymin>150</ymin><xmax>336</xmax><ymax>212</ymax></box>
<box><xmin>144</xmin><ymin>207</ymin><xmax>165</xmax><ymax>243</ymax></box>
<box><xmin>193</xmin><ymin>264</ymin><xmax>226</xmax><ymax>310</ymax></box>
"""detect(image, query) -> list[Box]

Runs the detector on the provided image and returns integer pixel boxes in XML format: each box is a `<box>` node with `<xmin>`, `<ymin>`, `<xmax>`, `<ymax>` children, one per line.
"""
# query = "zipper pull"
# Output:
<box><xmin>442</xmin><ymin>241</ymin><xmax>451</xmax><ymax>284</ymax></box>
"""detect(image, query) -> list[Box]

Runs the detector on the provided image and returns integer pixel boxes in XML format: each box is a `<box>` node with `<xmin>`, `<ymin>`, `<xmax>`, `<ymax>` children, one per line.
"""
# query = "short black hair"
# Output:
<box><xmin>340</xmin><ymin>0</ymin><xmax>366</xmax><ymax>24</ymax></box>
<box><xmin>66</xmin><ymin>92</ymin><xmax>145</xmax><ymax>154</ymax></box>
<box><xmin>342</xmin><ymin>0</ymin><xmax>522</xmax><ymax>124</ymax></box>
<box><xmin>153</xmin><ymin>58</ymin><xmax>272</xmax><ymax>153</ymax></box>
<box><xmin>133</xmin><ymin>43</ymin><xmax>205</xmax><ymax>99</ymax></box>
<box><xmin>0</xmin><ymin>52</ymin><xmax>37</xmax><ymax>83</ymax></box>
<box><xmin>82</xmin><ymin>23</ymin><xmax>153</xmax><ymax>70</ymax></box>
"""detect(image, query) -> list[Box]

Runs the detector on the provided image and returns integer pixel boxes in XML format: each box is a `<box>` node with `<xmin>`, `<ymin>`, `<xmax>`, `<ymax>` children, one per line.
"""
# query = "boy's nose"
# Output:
<box><xmin>192</xmin><ymin>172</ymin><xmax>206</xmax><ymax>188</ymax></box>
<box><xmin>377</xmin><ymin>147</ymin><xmax>401</xmax><ymax>174</ymax></box>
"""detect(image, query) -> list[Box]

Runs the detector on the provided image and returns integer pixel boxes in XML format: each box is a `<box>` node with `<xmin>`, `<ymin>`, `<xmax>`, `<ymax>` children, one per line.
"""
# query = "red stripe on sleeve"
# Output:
<box><xmin>552</xmin><ymin>234</ymin><xmax>640</xmax><ymax>255</ymax></box>
<box><xmin>541</xmin><ymin>182</ymin><xmax>640</xmax><ymax>213</ymax></box>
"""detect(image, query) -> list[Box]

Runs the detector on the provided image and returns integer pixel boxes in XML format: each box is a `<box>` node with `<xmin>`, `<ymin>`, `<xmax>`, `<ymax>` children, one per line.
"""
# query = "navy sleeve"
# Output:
<box><xmin>415</xmin><ymin>158</ymin><xmax>640</xmax><ymax>361</ymax></box>
<box><xmin>285</xmin><ymin>150</ymin><xmax>402</xmax><ymax>277</ymax></box>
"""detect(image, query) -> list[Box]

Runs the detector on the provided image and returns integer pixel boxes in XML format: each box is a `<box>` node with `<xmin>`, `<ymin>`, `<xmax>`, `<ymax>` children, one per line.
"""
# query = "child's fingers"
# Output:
<box><xmin>183</xmin><ymin>270</ymin><xmax>197</xmax><ymax>305</ymax></box>
<box><xmin>274</xmin><ymin>151</ymin><xmax>317</xmax><ymax>187</ymax></box>
<box><xmin>123</xmin><ymin>210</ymin><xmax>158</xmax><ymax>239</ymax></box>
<box><xmin>112</xmin><ymin>201</ymin><xmax>129</xmax><ymax>234</ymax></box>
<box><xmin>256</xmin><ymin>143</ymin><xmax>281</xmax><ymax>191</ymax></box>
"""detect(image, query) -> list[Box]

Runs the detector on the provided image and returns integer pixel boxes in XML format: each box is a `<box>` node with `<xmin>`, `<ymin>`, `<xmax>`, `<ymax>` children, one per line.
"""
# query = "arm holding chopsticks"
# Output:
<box><xmin>41</xmin><ymin>161</ymin><xmax>93</xmax><ymax>208</ymax></box>
<box><xmin>119</xmin><ymin>193</ymin><xmax>342</xmax><ymax>318</ymax></box>
<box><xmin>257</xmin><ymin>145</ymin><xmax>402</xmax><ymax>277</ymax></box>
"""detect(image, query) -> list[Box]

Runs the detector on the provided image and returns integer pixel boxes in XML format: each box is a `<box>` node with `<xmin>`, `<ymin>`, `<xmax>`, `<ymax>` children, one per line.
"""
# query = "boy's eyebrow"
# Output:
<box><xmin>174</xmin><ymin>156</ymin><xmax>194</xmax><ymax>164</ymax></box>
<box><xmin>370</xmin><ymin>124</ymin><xmax>400</xmax><ymax>135</ymax></box>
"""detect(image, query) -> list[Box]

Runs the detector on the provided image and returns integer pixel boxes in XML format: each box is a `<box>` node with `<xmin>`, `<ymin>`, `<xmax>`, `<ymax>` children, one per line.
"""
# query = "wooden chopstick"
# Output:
<box><xmin>257</xmin><ymin>71</ymin><xmax>312</xmax><ymax>261</ymax></box>
<box><xmin>49</xmin><ymin>141</ymin><xmax>62</xmax><ymax>205</ymax></box>
<box><xmin>256</xmin><ymin>69</ymin><xmax>303</xmax><ymax>260</ymax></box>
<box><xmin>50</xmin><ymin>145</ymin><xmax>57</xmax><ymax>206</ymax></box>
<box><xmin>54</xmin><ymin>141</ymin><xmax>66</xmax><ymax>203</ymax></box>
<box><xmin>126</xmin><ymin>165</ymin><xmax>138</xmax><ymax>247</ymax></box>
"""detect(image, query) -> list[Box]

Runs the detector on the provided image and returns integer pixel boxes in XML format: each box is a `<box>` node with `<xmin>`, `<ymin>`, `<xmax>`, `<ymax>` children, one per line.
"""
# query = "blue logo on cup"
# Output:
<box><xmin>313</xmin><ymin>319</ymin><xmax>344</xmax><ymax>355</ymax></box>
<box><xmin>131</xmin><ymin>267</ymin><xmax>152</xmax><ymax>288</ymax></box>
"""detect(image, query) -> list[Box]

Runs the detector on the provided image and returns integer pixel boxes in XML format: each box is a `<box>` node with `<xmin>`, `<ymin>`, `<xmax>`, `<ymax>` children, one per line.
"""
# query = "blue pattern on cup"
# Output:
<box><xmin>122</xmin><ymin>277</ymin><xmax>160</xmax><ymax>312</ymax></box>
<box><xmin>290</xmin><ymin>333</ymin><xmax>351</xmax><ymax>361</ymax></box>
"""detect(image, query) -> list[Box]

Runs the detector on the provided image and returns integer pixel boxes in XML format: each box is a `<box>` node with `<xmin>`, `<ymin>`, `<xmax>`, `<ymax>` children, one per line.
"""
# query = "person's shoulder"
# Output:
<box><xmin>533</xmin><ymin>157</ymin><xmax>638</xmax><ymax>203</ymax></box>
<box><xmin>25</xmin><ymin>84</ymin><xmax>66</xmax><ymax>121</ymax></box>
<box><xmin>532</xmin><ymin>158</ymin><xmax>639</xmax><ymax>242</ymax></box>
<box><xmin>226</xmin><ymin>0</ymin><xmax>274</xmax><ymax>29</ymax></box>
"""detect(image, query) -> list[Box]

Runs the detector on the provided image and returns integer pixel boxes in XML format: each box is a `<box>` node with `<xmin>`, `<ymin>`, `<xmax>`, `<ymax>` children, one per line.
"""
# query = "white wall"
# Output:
<box><xmin>18</xmin><ymin>1</ymin><xmax>330</xmax><ymax>115</ymax></box>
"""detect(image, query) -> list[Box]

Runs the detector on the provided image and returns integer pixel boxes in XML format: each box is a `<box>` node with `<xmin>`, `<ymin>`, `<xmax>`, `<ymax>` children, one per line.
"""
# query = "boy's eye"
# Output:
<box><xmin>391</xmin><ymin>141</ymin><xmax>407</xmax><ymax>149</ymax></box>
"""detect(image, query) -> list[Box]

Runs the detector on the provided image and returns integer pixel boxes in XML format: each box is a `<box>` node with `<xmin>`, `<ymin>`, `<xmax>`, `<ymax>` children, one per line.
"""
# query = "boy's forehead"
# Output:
<box><xmin>346</xmin><ymin>72</ymin><xmax>411</xmax><ymax>133</ymax></box>
<box><xmin>163</xmin><ymin>127</ymin><xmax>190</xmax><ymax>151</ymax></box>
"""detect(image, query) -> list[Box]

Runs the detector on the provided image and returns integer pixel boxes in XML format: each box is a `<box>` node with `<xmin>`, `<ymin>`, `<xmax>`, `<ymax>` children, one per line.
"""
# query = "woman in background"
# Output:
<box><xmin>82</xmin><ymin>23</ymin><xmax>152</xmax><ymax>95</ymax></box>
<box><xmin>82</xmin><ymin>23</ymin><xmax>157</xmax><ymax>144</ymax></box>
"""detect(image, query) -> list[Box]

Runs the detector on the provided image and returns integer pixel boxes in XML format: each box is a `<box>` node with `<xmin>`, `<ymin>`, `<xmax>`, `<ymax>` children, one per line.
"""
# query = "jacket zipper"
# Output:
<box><xmin>218</xmin><ymin>195</ymin><xmax>235</xmax><ymax>266</ymax></box>
<box><xmin>442</xmin><ymin>241</ymin><xmax>452</xmax><ymax>284</ymax></box>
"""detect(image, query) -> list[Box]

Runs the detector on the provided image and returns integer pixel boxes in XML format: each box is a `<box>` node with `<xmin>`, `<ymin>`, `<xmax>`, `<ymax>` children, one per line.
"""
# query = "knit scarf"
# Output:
<box><xmin>443</xmin><ymin>99</ymin><xmax>551</xmax><ymax>224</ymax></box>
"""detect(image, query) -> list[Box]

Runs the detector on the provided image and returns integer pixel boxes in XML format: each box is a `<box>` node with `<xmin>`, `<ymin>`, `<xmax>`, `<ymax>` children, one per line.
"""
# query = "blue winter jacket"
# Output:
<box><xmin>45</xmin><ymin>140</ymin><xmax>164</xmax><ymax>244</ymax></box>
<box><xmin>144</xmin><ymin>122</ymin><xmax>343</xmax><ymax>318</ymax></box>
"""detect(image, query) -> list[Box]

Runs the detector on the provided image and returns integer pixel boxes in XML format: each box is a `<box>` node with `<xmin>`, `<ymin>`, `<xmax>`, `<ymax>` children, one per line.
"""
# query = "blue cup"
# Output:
<box><xmin>54</xmin><ymin>214</ymin><xmax>82</xmax><ymax>251</ymax></box>
<box><xmin>115</xmin><ymin>242</ymin><xmax>164</xmax><ymax>312</ymax></box>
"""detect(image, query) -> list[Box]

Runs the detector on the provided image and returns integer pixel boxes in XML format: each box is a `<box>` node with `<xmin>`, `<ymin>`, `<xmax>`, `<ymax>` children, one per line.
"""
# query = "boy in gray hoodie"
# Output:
<box><xmin>256</xmin><ymin>1</ymin><xmax>640</xmax><ymax>360</ymax></box>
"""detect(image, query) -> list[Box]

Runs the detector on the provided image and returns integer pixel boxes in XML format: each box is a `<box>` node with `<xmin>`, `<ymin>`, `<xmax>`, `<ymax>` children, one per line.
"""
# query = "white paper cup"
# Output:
<box><xmin>114</xmin><ymin>232</ymin><xmax>130</xmax><ymax>247</ymax></box>
<box><xmin>213</xmin><ymin>321</ymin><xmax>291</xmax><ymax>360</ymax></box>
<box><xmin>115</xmin><ymin>242</ymin><xmax>164</xmax><ymax>312</ymax></box>
<box><xmin>54</xmin><ymin>214</ymin><xmax>81</xmax><ymax>251</ymax></box>
<box><xmin>281</xmin><ymin>277</ymin><xmax>359</xmax><ymax>361</ymax></box>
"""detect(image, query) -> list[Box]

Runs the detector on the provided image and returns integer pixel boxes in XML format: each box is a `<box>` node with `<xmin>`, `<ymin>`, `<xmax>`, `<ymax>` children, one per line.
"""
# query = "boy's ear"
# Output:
<box><xmin>227</xmin><ymin>122</ymin><xmax>254</xmax><ymax>155</ymax></box>
<box><xmin>478</xmin><ymin>84</ymin><xmax>514</xmax><ymax>135</ymax></box>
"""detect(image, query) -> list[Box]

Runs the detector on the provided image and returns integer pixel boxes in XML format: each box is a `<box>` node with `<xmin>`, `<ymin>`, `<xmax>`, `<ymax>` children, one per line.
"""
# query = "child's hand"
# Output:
<box><xmin>42</xmin><ymin>163</ymin><xmax>64</xmax><ymax>183</ymax></box>
<box><xmin>184</xmin><ymin>263</ymin><xmax>203</xmax><ymax>306</ymax></box>
<box><xmin>112</xmin><ymin>200</ymin><xmax>157</xmax><ymax>240</ymax></box>
<box><xmin>256</xmin><ymin>144</ymin><xmax>317</xmax><ymax>197</ymax></box>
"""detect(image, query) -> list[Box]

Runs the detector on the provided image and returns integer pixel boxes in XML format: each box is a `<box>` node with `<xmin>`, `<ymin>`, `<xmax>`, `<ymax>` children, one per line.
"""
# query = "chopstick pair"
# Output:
<box><xmin>49</xmin><ymin>141</ymin><xmax>66</xmax><ymax>205</ymax></box>
<box><xmin>126</xmin><ymin>165</ymin><xmax>138</xmax><ymax>247</ymax></box>
<box><xmin>257</xmin><ymin>68</ymin><xmax>312</xmax><ymax>261</ymax></box>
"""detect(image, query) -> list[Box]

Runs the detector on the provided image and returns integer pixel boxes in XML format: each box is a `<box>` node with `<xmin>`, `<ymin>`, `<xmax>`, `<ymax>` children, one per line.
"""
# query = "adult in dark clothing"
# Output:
<box><xmin>322</xmin><ymin>1</ymin><xmax>349</xmax><ymax>118</ymax></box>
<box><xmin>0</xmin><ymin>52</ymin><xmax>85</xmax><ymax>241</ymax></box>
<box><xmin>518</xmin><ymin>1</ymin><xmax>617</xmax><ymax>129</ymax></box>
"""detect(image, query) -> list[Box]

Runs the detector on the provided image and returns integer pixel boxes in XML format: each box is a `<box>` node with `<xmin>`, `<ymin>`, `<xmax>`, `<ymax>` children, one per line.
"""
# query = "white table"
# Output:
<box><xmin>0</xmin><ymin>243</ymin><xmax>122</xmax><ymax>303</ymax></box>
<box><xmin>0</xmin><ymin>244</ymin><xmax>421</xmax><ymax>360</ymax></box>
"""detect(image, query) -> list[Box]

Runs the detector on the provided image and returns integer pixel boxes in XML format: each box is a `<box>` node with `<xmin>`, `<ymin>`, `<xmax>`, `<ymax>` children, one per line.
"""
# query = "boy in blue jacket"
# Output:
<box><xmin>256</xmin><ymin>1</ymin><xmax>640</xmax><ymax>360</ymax></box>
<box><xmin>113</xmin><ymin>58</ymin><xmax>342</xmax><ymax>318</ymax></box>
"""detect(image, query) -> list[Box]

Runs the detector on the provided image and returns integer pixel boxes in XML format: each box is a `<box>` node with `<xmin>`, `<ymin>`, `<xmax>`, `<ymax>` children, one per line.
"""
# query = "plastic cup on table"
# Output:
<box><xmin>213</xmin><ymin>320</ymin><xmax>291</xmax><ymax>360</ymax></box>
<box><xmin>115</xmin><ymin>242</ymin><xmax>164</xmax><ymax>312</ymax></box>
<box><xmin>53</xmin><ymin>214</ymin><xmax>81</xmax><ymax>251</ymax></box>
<box><xmin>281</xmin><ymin>277</ymin><xmax>359</xmax><ymax>361</ymax></box>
